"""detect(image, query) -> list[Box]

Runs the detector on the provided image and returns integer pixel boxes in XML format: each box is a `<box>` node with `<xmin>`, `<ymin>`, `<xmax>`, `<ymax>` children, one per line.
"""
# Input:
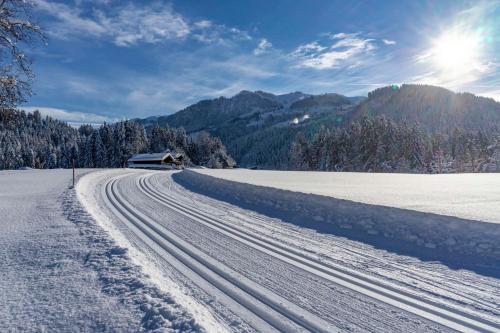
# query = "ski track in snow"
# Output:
<box><xmin>78</xmin><ymin>169</ymin><xmax>500</xmax><ymax>333</ymax></box>
<box><xmin>177</xmin><ymin>170</ymin><xmax>500</xmax><ymax>261</ymax></box>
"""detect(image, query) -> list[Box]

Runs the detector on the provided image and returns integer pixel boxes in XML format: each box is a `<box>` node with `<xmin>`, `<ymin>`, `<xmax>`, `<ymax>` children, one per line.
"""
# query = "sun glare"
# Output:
<box><xmin>431</xmin><ymin>31</ymin><xmax>481</xmax><ymax>73</ymax></box>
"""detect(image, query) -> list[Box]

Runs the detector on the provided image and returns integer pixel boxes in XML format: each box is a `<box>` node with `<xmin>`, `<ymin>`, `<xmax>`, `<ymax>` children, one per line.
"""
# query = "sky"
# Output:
<box><xmin>22</xmin><ymin>0</ymin><xmax>500</xmax><ymax>125</ymax></box>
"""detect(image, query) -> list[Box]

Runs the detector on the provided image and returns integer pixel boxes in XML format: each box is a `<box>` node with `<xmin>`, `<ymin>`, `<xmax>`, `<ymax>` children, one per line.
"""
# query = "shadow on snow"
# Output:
<box><xmin>173</xmin><ymin>170</ymin><xmax>500</xmax><ymax>279</ymax></box>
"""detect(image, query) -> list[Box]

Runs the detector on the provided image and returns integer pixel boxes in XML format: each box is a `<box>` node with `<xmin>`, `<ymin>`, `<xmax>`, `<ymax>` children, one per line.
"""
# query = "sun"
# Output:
<box><xmin>430</xmin><ymin>30</ymin><xmax>481</xmax><ymax>73</ymax></box>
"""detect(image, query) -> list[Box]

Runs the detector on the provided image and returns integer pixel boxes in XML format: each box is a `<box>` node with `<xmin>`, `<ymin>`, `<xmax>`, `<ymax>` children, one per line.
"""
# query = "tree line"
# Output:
<box><xmin>291</xmin><ymin>116</ymin><xmax>500</xmax><ymax>173</ymax></box>
<box><xmin>0</xmin><ymin>108</ymin><xmax>235</xmax><ymax>170</ymax></box>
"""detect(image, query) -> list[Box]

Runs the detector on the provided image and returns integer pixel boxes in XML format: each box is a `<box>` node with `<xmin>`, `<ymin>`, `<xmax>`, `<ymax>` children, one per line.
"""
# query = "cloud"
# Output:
<box><xmin>34</xmin><ymin>0</ymin><xmax>251</xmax><ymax>46</ymax></box>
<box><xmin>35</xmin><ymin>0</ymin><xmax>189</xmax><ymax>45</ymax></box>
<box><xmin>330</xmin><ymin>32</ymin><xmax>351</xmax><ymax>39</ymax></box>
<box><xmin>228</xmin><ymin>27</ymin><xmax>252</xmax><ymax>41</ymax></box>
<box><xmin>290</xmin><ymin>42</ymin><xmax>327</xmax><ymax>57</ymax></box>
<box><xmin>194</xmin><ymin>20</ymin><xmax>212</xmax><ymax>29</ymax></box>
<box><xmin>253</xmin><ymin>38</ymin><xmax>272</xmax><ymax>55</ymax></box>
<box><xmin>98</xmin><ymin>4</ymin><xmax>191</xmax><ymax>46</ymax></box>
<box><xmin>382</xmin><ymin>39</ymin><xmax>396</xmax><ymax>45</ymax></box>
<box><xmin>291</xmin><ymin>32</ymin><xmax>376</xmax><ymax>69</ymax></box>
<box><xmin>35</xmin><ymin>0</ymin><xmax>106</xmax><ymax>38</ymax></box>
<box><xmin>22</xmin><ymin>106</ymin><xmax>118</xmax><ymax>125</ymax></box>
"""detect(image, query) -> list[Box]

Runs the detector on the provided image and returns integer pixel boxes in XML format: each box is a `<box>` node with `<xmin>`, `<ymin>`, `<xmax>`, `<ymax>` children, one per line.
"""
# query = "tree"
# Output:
<box><xmin>93</xmin><ymin>130</ymin><xmax>106</xmax><ymax>168</ymax></box>
<box><xmin>0</xmin><ymin>0</ymin><xmax>44</xmax><ymax>108</ymax></box>
<box><xmin>188</xmin><ymin>131</ymin><xmax>235</xmax><ymax>168</ymax></box>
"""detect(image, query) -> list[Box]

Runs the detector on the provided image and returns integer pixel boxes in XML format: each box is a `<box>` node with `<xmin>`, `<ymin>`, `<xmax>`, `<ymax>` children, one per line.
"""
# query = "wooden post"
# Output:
<box><xmin>72</xmin><ymin>158</ymin><xmax>75</xmax><ymax>188</ymax></box>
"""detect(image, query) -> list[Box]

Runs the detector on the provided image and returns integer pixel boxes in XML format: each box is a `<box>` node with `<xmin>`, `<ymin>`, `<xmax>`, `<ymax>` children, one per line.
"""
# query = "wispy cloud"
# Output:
<box><xmin>99</xmin><ymin>3</ymin><xmax>190</xmax><ymax>46</ymax></box>
<box><xmin>290</xmin><ymin>32</ymin><xmax>376</xmax><ymax>69</ymax></box>
<box><xmin>253</xmin><ymin>38</ymin><xmax>272</xmax><ymax>55</ymax></box>
<box><xmin>29</xmin><ymin>27</ymin><xmax>400</xmax><ymax>116</ymax></box>
<box><xmin>290</xmin><ymin>42</ymin><xmax>327</xmax><ymax>57</ymax></box>
<box><xmin>22</xmin><ymin>106</ymin><xmax>118</xmax><ymax>125</ymax></box>
<box><xmin>35</xmin><ymin>0</ymin><xmax>106</xmax><ymax>38</ymax></box>
<box><xmin>382</xmin><ymin>39</ymin><xmax>396</xmax><ymax>45</ymax></box>
<box><xmin>34</xmin><ymin>0</ymin><xmax>251</xmax><ymax>47</ymax></box>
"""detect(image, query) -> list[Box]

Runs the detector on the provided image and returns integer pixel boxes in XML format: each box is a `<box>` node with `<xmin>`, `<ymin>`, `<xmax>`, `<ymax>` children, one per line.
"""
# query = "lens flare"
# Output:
<box><xmin>432</xmin><ymin>31</ymin><xmax>480</xmax><ymax>71</ymax></box>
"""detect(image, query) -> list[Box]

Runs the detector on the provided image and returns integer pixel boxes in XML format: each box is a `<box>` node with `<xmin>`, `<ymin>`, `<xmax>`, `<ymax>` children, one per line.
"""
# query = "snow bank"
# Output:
<box><xmin>192</xmin><ymin>169</ymin><xmax>500</xmax><ymax>225</ymax></box>
<box><xmin>174</xmin><ymin>170</ymin><xmax>500</xmax><ymax>263</ymax></box>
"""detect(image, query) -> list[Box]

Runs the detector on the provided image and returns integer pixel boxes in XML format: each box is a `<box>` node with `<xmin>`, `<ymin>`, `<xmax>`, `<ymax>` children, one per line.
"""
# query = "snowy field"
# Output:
<box><xmin>2</xmin><ymin>168</ymin><xmax>500</xmax><ymax>333</ymax></box>
<box><xmin>0</xmin><ymin>169</ymin><xmax>200</xmax><ymax>332</ymax></box>
<box><xmin>192</xmin><ymin>169</ymin><xmax>500</xmax><ymax>224</ymax></box>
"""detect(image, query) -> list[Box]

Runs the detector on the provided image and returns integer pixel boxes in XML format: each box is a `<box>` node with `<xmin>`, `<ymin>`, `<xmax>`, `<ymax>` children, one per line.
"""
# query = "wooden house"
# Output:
<box><xmin>127</xmin><ymin>151</ymin><xmax>184</xmax><ymax>169</ymax></box>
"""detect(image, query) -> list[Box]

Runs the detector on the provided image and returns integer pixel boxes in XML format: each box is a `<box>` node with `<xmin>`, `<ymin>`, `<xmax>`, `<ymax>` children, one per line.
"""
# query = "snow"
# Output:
<box><xmin>0</xmin><ymin>169</ymin><xmax>202</xmax><ymax>332</ymax></box>
<box><xmin>4</xmin><ymin>168</ymin><xmax>498</xmax><ymax>332</ymax></box>
<box><xmin>178</xmin><ymin>170</ymin><xmax>500</xmax><ymax>260</ymax></box>
<box><xmin>191</xmin><ymin>169</ymin><xmax>500</xmax><ymax>224</ymax></box>
<box><xmin>77</xmin><ymin>169</ymin><xmax>227</xmax><ymax>333</ymax></box>
<box><xmin>129</xmin><ymin>152</ymin><xmax>171</xmax><ymax>161</ymax></box>
<box><xmin>76</xmin><ymin>168</ymin><xmax>500</xmax><ymax>332</ymax></box>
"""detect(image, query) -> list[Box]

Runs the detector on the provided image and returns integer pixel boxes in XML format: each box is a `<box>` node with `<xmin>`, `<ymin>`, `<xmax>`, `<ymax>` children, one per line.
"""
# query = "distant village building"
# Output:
<box><xmin>127</xmin><ymin>151</ymin><xmax>184</xmax><ymax>169</ymax></box>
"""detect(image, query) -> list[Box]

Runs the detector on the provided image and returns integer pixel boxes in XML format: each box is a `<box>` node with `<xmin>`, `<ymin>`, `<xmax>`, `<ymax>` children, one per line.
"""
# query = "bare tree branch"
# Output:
<box><xmin>0</xmin><ymin>0</ymin><xmax>44</xmax><ymax>109</ymax></box>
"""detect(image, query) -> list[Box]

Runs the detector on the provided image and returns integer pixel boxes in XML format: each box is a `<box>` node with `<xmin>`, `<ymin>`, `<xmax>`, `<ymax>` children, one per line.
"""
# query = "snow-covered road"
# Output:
<box><xmin>78</xmin><ymin>169</ymin><xmax>500</xmax><ymax>333</ymax></box>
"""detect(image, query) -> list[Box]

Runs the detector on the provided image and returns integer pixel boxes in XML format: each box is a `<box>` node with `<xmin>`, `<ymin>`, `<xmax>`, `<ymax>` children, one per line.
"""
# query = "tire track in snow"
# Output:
<box><xmin>139</xmin><ymin>172</ymin><xmax>500</xmax><ymax>333</ymax></box>
<box><xmin>104</xmin><ymin>175</ymin><xmax>340</xmax><ymax>333</ymax></box>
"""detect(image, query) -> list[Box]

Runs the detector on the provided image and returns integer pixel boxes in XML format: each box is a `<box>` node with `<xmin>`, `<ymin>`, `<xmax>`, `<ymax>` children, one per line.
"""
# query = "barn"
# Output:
<box><xmin>127</xmin><ymin>151</ymin><xmax>184</xmax><ymax>169</ymax></box>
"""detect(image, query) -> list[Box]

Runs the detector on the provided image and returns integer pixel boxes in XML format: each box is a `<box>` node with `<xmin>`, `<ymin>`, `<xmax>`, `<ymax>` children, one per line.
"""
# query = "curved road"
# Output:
<box><xmin>80</xmin><ymin>170</ymin><xmax>500</xmax><ymax>333</ymax></box>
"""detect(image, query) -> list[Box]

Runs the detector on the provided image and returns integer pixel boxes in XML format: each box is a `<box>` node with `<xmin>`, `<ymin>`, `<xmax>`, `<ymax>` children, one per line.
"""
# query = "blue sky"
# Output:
<box><xmin>23</xmin><ymin>0</ymin><xmax>500</xmax><ymax>124</ymax></box>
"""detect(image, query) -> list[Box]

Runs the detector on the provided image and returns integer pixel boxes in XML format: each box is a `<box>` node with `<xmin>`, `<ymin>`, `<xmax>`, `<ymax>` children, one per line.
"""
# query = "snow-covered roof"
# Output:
<box><xmin>128</xmin><ymin>151</ymin><xmax>182</xmax><ymax>162</ymax></box>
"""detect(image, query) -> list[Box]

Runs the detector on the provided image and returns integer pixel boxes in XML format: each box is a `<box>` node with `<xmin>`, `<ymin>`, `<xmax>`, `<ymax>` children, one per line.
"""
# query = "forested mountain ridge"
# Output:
<box><xmin>290</xmin><ymin>93</ymin><xmax>352</xmax><ymax>110</ymax></box>
<box><xmin>352</xmin><ymin>84</ymin><xmax>500</xmax><ymax>132</ymax></box>
<box><xmin>290</xmin><ymin>85</ymin><xmax>500</xmax><ymax>173</ymax></box>
<box><xmin>136</xmin><ymin>90</ymin><xmax>358</xmax><ymax>168</ymax></box>
<box><xmin>138</xmin><ymin>85</ymin><xmax>500</xmax><ymax>169</ymax></box>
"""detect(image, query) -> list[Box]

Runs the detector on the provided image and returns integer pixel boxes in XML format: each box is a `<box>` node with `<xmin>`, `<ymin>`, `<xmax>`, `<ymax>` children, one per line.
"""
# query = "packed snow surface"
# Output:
<box><xmin>193</xmin><ymin>169</ymin><xmax>500</xmax><ymax>224</ymax></box>
<box><xmin>77</xmin><ymin>169</ymin><xmax>500</xmax><ymax>333</ymax></box>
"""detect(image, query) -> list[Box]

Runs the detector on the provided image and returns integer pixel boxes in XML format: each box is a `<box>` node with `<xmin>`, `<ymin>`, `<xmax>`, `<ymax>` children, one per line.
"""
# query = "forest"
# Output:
<box><xmin>291</xmin><ymin>116</ymin><xmax>500</xmax><ymax>173</ymax></box>
<box><xmin>0</xmin><ymin>108</ymin><xmax>235</xmax><ymax>170</ymax></box>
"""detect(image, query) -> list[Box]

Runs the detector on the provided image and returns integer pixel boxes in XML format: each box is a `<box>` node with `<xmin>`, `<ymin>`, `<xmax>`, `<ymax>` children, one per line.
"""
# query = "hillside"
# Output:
<box><xmin>137</xmin><ymin>85</ymin><xmax>500</xmax><ymax>169</ymax></box>
<box><xmin>353</xmin><ymin>84</ymin><xmax>500</xmax><ymax>132</ymax></box>
<box><xmin>137</xmin><ymin>90</ymin><xmax>358</xmax><ymax>168</ymax></box>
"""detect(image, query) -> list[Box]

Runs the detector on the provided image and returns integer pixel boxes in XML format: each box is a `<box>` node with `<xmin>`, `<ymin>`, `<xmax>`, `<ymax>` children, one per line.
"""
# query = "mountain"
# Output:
<box><xmin>136</xmin><ymin>90</ymin><xmax>357</xmax><ymax>168</ymax></box>
<box><xmin>254</xmin><ymin>91</ymin><xmax>311</xmax><ymax>107</ymax></box>
<box><xmin>137</xmin><ymin>85</ymin><xmax>500</xmax><ymax>169</ymax></box>
<box><xmin>352</xmin><ymin>84</ymin><xmax>500</xmax><ymax>132</ymax></box>
<box><xmin>290</xmin><ymin>93</ymin><xmax>352</xmax><ymax>110</ymax></box>
<box><xmin>347</xmin><ymin>96</ymin><xmax>367</xmax><ymax>105</ymax></box>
